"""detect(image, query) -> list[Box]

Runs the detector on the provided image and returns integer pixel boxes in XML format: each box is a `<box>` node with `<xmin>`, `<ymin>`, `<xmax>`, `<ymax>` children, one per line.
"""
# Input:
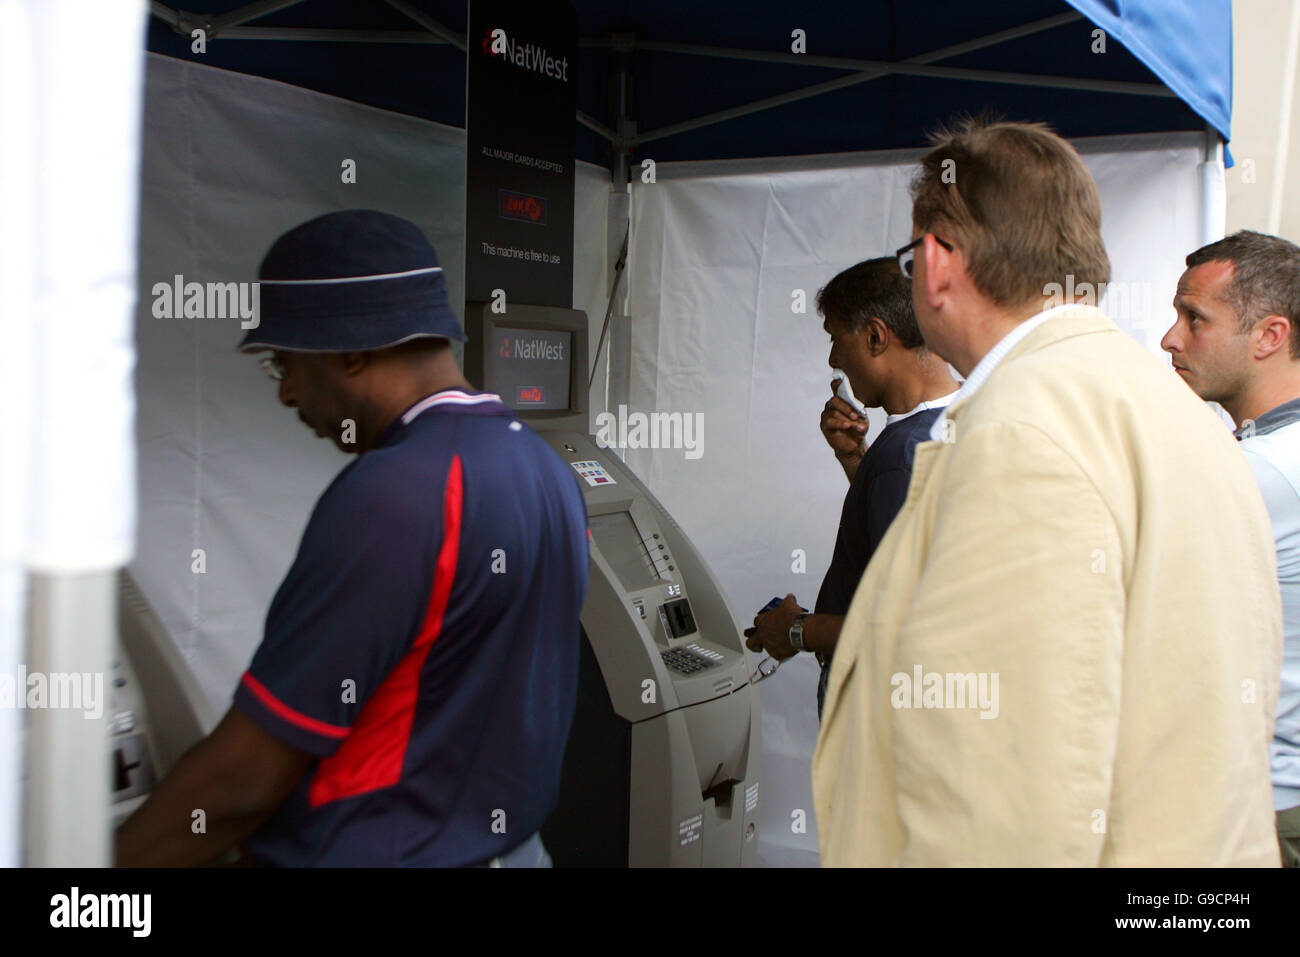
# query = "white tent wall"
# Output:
<box><xmin>624</xmin><ymin>131</ymin><xmax>1212</xmax><ymax>866</ymax></box>
<box><xmin>133</xmin><ymin>53</ymin><xmax>611</xmax><ymax>717</ymax></box>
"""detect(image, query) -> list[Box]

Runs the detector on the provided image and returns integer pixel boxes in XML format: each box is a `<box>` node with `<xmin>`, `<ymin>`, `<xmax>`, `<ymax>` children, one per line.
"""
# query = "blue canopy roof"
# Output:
<box><xmin>146</xmin><ymin>0</ymin><xmax>1231</xmax><ymax>167</ymax></box>
<box><xmin>1069</xmin><ymin>0</ymin><xmax>1231</xmax><ymax>142</ymax></box>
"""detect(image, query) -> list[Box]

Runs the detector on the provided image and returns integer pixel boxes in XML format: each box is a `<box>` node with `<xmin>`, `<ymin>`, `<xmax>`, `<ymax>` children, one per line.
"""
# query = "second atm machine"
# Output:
<box><xmin>465</xmin><ymin>302</ymin><xmax>762</xmax><ymax>866</ymax></box>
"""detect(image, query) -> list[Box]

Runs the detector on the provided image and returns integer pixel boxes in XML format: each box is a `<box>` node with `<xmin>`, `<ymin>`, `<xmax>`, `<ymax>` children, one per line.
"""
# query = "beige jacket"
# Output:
<box><xmin>813</xmin><ymin>305</ymin><xmax>1282</xmax><ymax>866</ymax></box>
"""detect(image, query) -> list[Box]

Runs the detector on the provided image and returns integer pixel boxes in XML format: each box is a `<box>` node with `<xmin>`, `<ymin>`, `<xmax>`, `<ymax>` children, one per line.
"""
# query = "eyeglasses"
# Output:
<box><xmin>259</xmin><ymin>355</ymin><xmax>286</xmax><ymax>381</ymax></box>
<box><xmin>749</xmin><ymin>656</ymin><xmax>780</xmax><ymax>686</ymax></box>
<box><xmin>895</xmin><ymin>234</ymin><xmax>954</xmax><ymax>278</ymax></box>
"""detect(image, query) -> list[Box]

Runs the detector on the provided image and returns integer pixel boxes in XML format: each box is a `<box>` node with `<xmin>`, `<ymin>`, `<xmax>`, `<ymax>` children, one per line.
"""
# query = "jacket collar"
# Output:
<box><xmin>941</xmin><ymin>304</ymin><xmax>1117</xmax><ymax>426</ymax></box>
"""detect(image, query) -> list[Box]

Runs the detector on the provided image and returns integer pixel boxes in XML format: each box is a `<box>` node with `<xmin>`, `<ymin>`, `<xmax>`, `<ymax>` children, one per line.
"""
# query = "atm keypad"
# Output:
<box><xmin>661</xmin><ymin>647</ymin><xmax>716</xmax><ymax>674</ymax></box>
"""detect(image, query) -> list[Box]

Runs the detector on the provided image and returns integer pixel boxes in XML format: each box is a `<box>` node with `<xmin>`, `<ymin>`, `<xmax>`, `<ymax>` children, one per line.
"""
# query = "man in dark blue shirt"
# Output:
<box><xmin>117</xmin><ymin>211</ymin><xmax>588</xmax><ymax>866</ymax></box>
<box><xmin>746</xmin><ymin>258</ymin><xmax>957</xmax><ymax>717</ymax></box>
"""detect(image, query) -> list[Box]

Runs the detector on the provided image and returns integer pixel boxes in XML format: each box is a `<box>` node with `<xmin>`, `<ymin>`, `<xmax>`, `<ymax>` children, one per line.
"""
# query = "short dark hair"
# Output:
<box><xmin>816</xmin><ymin>257</ymin><xmax>923</xmax><ymax>349</ymax></box>
<box><xmin>1186</xmin><ymin>230</ymin><xmax>1300</xmax><ymax>357</ymax></box>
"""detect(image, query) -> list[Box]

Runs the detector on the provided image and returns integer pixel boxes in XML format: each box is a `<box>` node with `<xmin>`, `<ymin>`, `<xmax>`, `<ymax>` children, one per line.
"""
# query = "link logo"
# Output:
<box><xmin>498</xmin><ymin>189</ymin><xmax>547</xmax><ymax>225</ymax></box>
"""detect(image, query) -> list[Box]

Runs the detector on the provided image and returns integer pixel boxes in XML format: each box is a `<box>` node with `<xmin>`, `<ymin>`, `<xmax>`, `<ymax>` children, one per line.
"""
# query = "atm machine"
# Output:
<box><xmin>465</xmin><ymin>302</ymin><xmax>762</xmax><ymax>867</ymax></box>
<box><xmin>106</xmin><ymin>303</ymin><xmax>761</xmax><ymax>867</ymax></box>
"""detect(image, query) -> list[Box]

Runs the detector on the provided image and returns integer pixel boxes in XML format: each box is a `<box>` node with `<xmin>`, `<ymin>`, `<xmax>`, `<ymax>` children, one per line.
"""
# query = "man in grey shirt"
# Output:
<box><xmin>1162</xmin><ymin>230</ymin><xmax>1300</xmax><ymax>866</ymax></box>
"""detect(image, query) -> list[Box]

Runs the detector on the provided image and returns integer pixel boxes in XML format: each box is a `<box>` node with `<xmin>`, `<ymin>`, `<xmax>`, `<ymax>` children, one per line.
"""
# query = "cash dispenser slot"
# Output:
<box><xmin>659</xmin><ymin>597</ymin><xmax>696</xmax><ymax>638</ymax></box>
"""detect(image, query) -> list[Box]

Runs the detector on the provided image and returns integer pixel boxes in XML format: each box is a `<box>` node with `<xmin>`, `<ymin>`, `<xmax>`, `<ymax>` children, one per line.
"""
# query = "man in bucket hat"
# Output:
<box><xmin>117</xmin><ymin>210</ymin><xmax>590</xmax><ymax>867</ymax></box>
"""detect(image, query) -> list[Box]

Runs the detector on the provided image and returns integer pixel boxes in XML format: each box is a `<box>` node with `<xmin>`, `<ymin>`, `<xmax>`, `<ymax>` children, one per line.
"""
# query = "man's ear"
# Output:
<box><xmin>1254</xmin><ymin>315</ymin><xmax>1293</xmax><ymax>361</ymax></box>
<box><xmin>920</xmin><ymin>233</ymin><xmax>953</xmax><ymax>308</ymax></box>
<box><xmin>339</xmin><ymin>351</ymin><xmax>370</xmax><ymax>376</ymax></box>
<box><xmin>866</xmin><ymin>316</ymin><xmax>890</xmax><ymax>356</ymax></box>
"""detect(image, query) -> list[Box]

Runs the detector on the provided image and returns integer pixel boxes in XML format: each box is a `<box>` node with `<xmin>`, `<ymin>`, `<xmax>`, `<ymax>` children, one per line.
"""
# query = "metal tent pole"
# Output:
<box><xmin>1200</xmin><ymin>126</ymin><xmax>1227</xmax><ymax>247</ymax></box>
<box><xmin>24</xmin><ymin>572</ymin><xmax>115</xmax><ymax>866</ymax></box>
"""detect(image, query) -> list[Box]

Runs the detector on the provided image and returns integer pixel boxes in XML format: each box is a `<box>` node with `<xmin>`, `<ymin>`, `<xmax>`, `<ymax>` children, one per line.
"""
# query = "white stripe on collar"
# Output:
<box><xmin>259</xmin><ymin>266</ymin><xmax>443</xmax><ymax>286</ymax></box>
<box><xmin>401</xmin><ymin>390</ymin><xmax>503</xmax><ymax>424</ymax></box>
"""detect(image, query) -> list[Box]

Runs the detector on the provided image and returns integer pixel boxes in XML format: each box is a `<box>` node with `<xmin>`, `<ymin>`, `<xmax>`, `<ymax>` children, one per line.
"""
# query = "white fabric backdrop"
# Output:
<box><xmin>624</xmin><ymin>132</ymin><xmax>1210</xmax><ymax>866</ymax></box>
<box><xmin>133</xmin><ymin>54</ymin><xmax>611</xmax><ymax>717</ymax></box>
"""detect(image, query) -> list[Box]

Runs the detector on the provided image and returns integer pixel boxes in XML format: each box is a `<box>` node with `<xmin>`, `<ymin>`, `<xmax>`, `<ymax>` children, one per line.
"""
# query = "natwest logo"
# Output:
<box><xmin>482</xmin><ymin>29</ymin><xmax>570</xmax><ymax>83</ymax></box>
<box><xmin>498</xmin><ymin>189</ymin><xmax>547</xmax><ymax>225</ymax></box>
<box><xmin>517</xmin><ymin>386</ymin><xmax>545</xmax><ymax>404</ymax></box>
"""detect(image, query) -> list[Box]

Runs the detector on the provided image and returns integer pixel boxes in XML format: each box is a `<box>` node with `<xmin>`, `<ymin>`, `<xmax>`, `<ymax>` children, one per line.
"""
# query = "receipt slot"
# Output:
<box><xmin>465</xmin><ymin>301</ymin><xmax>762</xmax><ymax>867</ymax></box>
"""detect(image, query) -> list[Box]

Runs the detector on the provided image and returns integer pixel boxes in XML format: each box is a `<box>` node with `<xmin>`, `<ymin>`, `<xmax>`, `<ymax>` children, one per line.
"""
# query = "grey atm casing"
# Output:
<box><xmin>465</xmin><ymin>301</ymin><xmax>762</xmax><ymax>867</ymax></box>
<box><xmin>540</xmin><ymin>431</ymin><xmax>762</xmax><ymax>866</ymax></box>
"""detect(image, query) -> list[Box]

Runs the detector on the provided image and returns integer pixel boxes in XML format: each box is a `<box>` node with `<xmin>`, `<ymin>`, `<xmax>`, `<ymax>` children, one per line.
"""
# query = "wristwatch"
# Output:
<box><xmin>788</xmin><ymin>614</ymin><xmax>808</xmax><ymax>653</ymax></box>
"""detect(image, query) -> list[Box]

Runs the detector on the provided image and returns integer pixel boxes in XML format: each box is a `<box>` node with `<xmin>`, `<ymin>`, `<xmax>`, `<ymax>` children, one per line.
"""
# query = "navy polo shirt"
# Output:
<box><xmin>233</xmin><ymin>389</ymin><xmax>589</xmax><ymax>866</ymax></box>
<box><xmin>814</xmin><ymin>408</ymin><xmax>943</xmax><ymax>715</ymax></box>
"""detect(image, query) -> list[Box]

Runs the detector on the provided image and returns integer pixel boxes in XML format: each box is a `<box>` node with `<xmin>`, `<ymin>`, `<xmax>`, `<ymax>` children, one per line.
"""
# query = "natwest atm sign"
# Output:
<box><xmin>517</xmin><ymin>386</ymin><xmax>545</xmax><ymax>404</ymax></box>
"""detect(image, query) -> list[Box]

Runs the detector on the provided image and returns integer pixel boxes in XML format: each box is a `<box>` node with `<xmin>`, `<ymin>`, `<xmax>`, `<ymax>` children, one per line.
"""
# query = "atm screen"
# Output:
<box><xmin>488</xmin><ymin>326</ymin><xmax>572</xmax><ymax>410</ymax></box>
<box><xmin>589</xmin><ymin>511</ymin><xmax>663</xmax><ymax>591</ymax></box>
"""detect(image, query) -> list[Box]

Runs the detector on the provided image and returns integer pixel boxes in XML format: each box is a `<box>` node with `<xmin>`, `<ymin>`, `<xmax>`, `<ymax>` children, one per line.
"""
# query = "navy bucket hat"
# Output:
<box><xmin>237</xmin><ymin>209</ymin><xmax>466</xmax><ymax>353</ymax></box>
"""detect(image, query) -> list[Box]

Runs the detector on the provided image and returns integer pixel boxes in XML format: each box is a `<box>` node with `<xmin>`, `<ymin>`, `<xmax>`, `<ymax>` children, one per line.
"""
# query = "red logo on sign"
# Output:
<box><xmin>517</xmin><ymin>387</ymin><xmax>544</xmax><ymax>404</ymax></box>
<box><xmin>499</xmin><ymin>338</ymin><xmax>512</xmax><ymax>358</ymax></box>
<box><xmin>498</xmin><ymin>189</ymin><xmax>547</xmax><ymax>225</ymax></box>
<box><xmin>504</xmin><ymin>195</ymin><xmax>542</xmax><ymax>220</ymax></box>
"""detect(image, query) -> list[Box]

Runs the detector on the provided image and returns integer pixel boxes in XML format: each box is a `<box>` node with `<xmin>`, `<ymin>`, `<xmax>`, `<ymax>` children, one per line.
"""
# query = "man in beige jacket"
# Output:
<box><xmin>812</xmin><ymin>119</ymin><xmax>1283</xmax><ymax>866</ymax></box>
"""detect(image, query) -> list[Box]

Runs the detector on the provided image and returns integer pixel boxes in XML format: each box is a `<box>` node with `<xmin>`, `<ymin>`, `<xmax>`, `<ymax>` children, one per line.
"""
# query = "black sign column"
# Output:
<box><xmin>465</xmin><ymin>0</ymin><xmax>578</xmax><ymax>310</ymax></box>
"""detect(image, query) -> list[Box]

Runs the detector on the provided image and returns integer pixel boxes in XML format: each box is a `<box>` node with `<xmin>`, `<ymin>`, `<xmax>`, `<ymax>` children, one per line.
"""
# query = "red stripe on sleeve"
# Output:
<box><xmin>307</xmin><ymin>454</ymin><xmax>464</xmax><ymax>809</ymax></box>
<box><xmin>240</xmin><ymin>672</ymin><xmax>350</xmax><ymax>739</ymax></box>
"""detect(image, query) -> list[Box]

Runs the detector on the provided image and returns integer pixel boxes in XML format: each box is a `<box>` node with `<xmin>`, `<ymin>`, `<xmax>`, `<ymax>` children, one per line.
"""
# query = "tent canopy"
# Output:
<box><xmin>146</xmin><ymin>0</ymin><xmax>1231</xmax><ymax>168</ymax></box>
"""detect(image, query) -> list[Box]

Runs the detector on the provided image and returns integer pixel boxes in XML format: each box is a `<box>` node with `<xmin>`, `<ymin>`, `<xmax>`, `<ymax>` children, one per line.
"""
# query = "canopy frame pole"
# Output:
<box><xmin>608</xmin><ymin>11</ymin><xmax>1138</xmax><ymax>149</ymax></box>
<box><xmin>152</xmin><ymin>0</ymin><xmax>310</xmax><ymax>39</ymax></box>
<box><xmin>198</xmin><ymin>28</ymin><xmax>453</xmax><ymax>43</ymax></box>
<box><xmin>592</xmin><ymin>38</ymin><xmax>636</xmax><ymax>432</ymax></box>
<box><xmin>578</xmin><ymin>112</ymin><xmax>619</xmax><ymax>145</ymax></box>
<box><xmin>209</xmin><ymin>0</ymin><xmax>307</xmax><ymax>34</ymax></box>
<box><xmin>634</xmin><ymin>70</ymin><xmax>1172</xmax><ymax>149</ymax></box>
<box><xmin>383</xmin><ymin>0</ymin><xmax>466</xmax><ymax>53</ymax></box>
<box><xmin>625</xmin><ymin>12</ymin><xmax>1088</xmax><ymax>147</ymax></box>
<box><xmin>149</xmin><ymin>1</ymin><xmax>180</xmax><ymax>29</ymax></box>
